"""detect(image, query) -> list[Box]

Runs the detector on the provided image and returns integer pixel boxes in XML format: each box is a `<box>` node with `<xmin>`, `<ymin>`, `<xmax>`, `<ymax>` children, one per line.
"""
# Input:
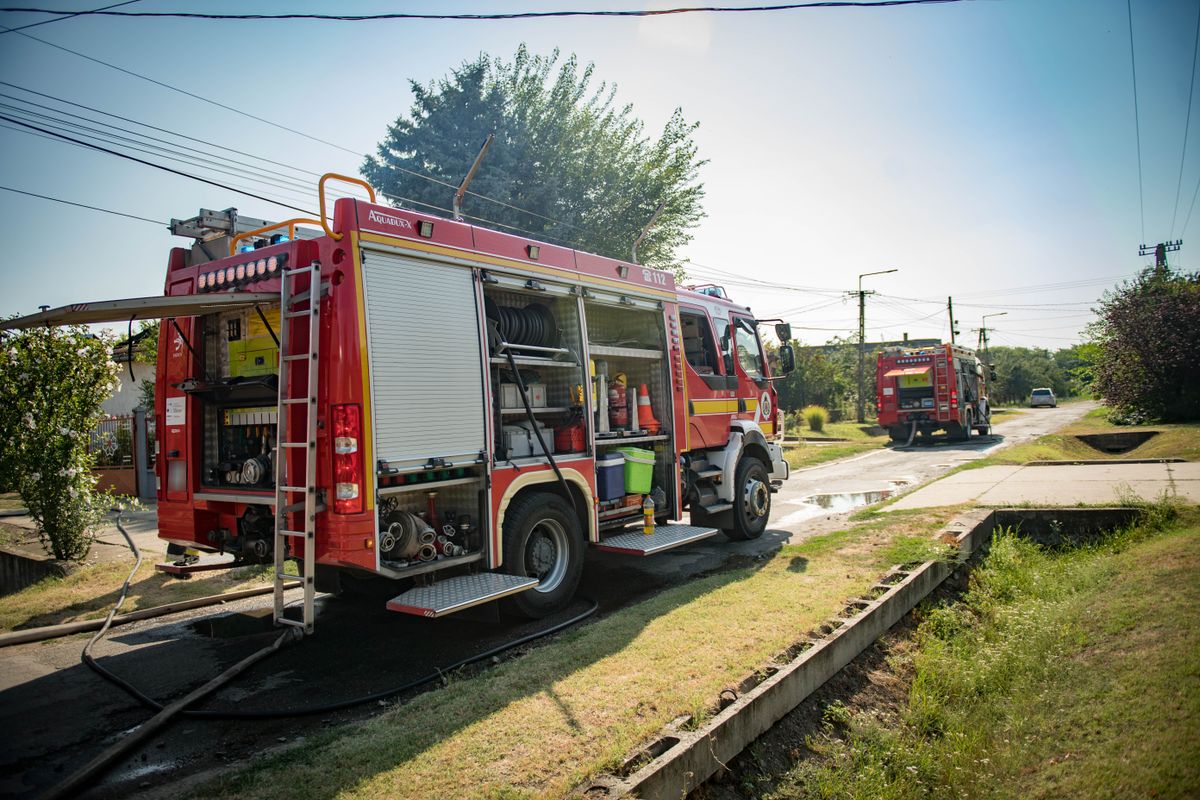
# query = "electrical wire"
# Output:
<box><xmin>1183</xmin><ymin>172</ymin><xmax>1200</xmax><ymax>237</ymax></box>
<box><xmin>0</xmin><ymin>103</ymin><xmax>594</xmax><ymax>250</ymax></box>
<box><xmin>0</xmin><ymin>1</ymin><xmax>979</xmax><ymax>24</ymax></box>
<box><xmin>0</xmin><ymin>25</ymin><xmax>605</xmax><ymax>239</ymax></box>
<box><xmin>0</xmin><ymin>0</ymin><xmax>139</xmax><ymax>34</ymax></box>
<box><xmin>1127</xmin><ymin>0</ymin><xmax>1146</xmax><ymax>244</ymax></box>
<box><xmin>0</xmin><ymin>184</ymin><xmax>164</xmax><ymax>225</ymax></box>
<box><xmin>0</xmin><ymin>112</ymin><xmax>317</xmax><ymax>214</ymax></box>
<box><xmin>1171</xmin><ymin>2</ymin><xmax>1200</xmax><ymax>237</ymax></box>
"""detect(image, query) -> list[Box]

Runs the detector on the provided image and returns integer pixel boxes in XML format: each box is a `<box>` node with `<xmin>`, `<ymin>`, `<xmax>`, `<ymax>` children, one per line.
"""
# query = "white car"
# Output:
<box><xmin>1030</xmin><ymin>388</ymin><xmax>1057</xmax><ymax>408</ymax></box>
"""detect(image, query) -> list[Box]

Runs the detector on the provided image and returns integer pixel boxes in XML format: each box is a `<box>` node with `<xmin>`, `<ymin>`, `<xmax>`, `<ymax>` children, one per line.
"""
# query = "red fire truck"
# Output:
<box><xmin>875</xmin><ymin>343</ymin><xmax>992</xmax><ymax>443</ymax></box>
<box><xmin>2</xmin><ymin>174</ymin><xmax>793</xmax><ymax>632</ymax></box>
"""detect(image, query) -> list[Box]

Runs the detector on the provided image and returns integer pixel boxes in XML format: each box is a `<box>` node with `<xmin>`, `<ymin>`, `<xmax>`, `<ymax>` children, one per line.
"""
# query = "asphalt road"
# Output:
<box><xmin>0</xmin><ymin>402</ymin><xmax>1094</xmax><ymax>799</ymax></box>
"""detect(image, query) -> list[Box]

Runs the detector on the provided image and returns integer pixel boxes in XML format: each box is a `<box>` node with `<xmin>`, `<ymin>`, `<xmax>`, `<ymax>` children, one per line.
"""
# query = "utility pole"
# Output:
<box><xmin>947</xmin><ymin>296</ymin><xmax>959</xmax><ymax>345</ymax></box>
<box><xmin>1139</xmin><ymin>240</ymin><xmax>1181</xmax><ymax>268</ymax></box>
<box><xmin>854</xmin><ymin>269</ymin><xmax>898</xmax><ymax>423</ymax></box>
<box><xmin>977</xmin><ymin>312</ymin><xmax>1007</xmax><ymax>362</ymax></box>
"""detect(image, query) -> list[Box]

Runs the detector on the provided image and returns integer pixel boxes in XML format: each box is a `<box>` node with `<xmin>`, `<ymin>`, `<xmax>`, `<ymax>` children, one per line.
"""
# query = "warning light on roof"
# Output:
<box><xmin>417</xmin><ymin>220</ymin><xmax>434</xmax><ymax>238</ymax></box>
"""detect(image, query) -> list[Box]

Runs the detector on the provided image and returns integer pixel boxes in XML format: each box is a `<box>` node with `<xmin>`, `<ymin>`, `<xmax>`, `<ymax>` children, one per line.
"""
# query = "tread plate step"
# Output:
<box><xmin>386</xmin><ymin>573</ymin><xmax>539</xmax><ymax>618</ymax></box>
<box><xmin>593</xmin><ymin>524</ymin><xmax>720</xmax><ymax>556</ymax></box>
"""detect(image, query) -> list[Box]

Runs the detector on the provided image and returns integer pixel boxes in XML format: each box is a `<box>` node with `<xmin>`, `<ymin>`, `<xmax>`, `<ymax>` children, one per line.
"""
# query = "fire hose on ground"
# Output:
<box><xmin>41</xmin><ymin>513</ymin><xmax>599</xmax><ymax>798</ymax></box>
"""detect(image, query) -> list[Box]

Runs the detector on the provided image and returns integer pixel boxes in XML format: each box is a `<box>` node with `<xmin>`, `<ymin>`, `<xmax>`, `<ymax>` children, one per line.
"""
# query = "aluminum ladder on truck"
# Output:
<box><xmin>273</xmin><ymin>263</ymin><xmax>322</xmax><ymax>635</ymax></box>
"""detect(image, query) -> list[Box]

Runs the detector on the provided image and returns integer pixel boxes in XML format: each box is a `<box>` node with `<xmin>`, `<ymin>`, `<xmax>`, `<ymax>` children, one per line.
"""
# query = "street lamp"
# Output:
<box><xmin>979</xmin><ymin>312</ymin><xmax>1007</xmax><ymax>360</ymax></box>
<box><xmin>856</xmin><ymin>268</ymin><xmax>899</xmax><ymax>423</ymax></box>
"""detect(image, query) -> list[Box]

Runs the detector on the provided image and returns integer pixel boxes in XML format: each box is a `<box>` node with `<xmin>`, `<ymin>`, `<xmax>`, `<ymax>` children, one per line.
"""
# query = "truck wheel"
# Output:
<box><xmin>724</xmin><ymin>457</ymin><xmax>770</xmax><ymax>541</ymax></box>
<box><xmin>502</xmin><ymin>493</ymin><xmax>584</xmax><ymax>618</ymax></box>
<box><xmin>887</xmin><ymin>426</ymin><xmax>908</xmax><ymax>443</ymax></box>
<box><xmin>959</xmin><ymin>413</ymin><xmax>974</xmax><ymax>441</ymax></box>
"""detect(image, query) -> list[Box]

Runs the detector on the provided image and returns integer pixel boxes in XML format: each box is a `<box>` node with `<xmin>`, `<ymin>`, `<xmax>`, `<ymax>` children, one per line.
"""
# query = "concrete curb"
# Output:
<box><xmin>583</xmin><ymin>508</ymin><xmax>996</xmax><ymax>799</ymax></box>
<box><xmin>1022</xmin><ymin>458</ymin><xmax>1184</xmax><ymax>466</ymax></box>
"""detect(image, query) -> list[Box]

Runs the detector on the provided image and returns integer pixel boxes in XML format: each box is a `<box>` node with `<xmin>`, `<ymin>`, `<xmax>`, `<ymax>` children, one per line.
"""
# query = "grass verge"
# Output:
<box><xmin>784</xmin><ymin>422</ymin><xmax>890</xmax><ymax>470</ymax></box>
<box><xmin>193</xmin><ymin>509</ymin><xmax>959</xmax><ymax>800</ymax></box>
<box><xmin>767</xmin><ymin>506</ymin><xmax>1200</xmax><ymax>800</ymax></box>
<box><xmin>960</xmin><ymin>406</ymin><xmax>1200</xmax><ymax>470</ymax></box>
<box><xmin>0</xmin><ymin>556</ymin><xmax>290</xmax><ymax>632</ymax></box>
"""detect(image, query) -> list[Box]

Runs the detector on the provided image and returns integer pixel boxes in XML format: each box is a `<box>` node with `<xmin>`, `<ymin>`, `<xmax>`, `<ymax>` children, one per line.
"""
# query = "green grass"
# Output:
<box><xmin>766</xmin><ymin>507</ymin><xmax>1200</xmax><ymax>800</ymax></box>
<box><xmin>193</xmin><ymin>509</ymin><xmax>960</xmax><ymax>800</ymax></box>
<box><xmin>0</xmin><ymin>556</ymin><xmax>289</xmax><ymax>632</ymax></box>
<box><xmin>0</xmin><ymin>492</ymin><xmax>24</xmax><ymax>510</ymax></box>
<box><xmin>958</xmin><ymin>406</ymin><xmax>1200</xmax><ymax>471</ymax></box>
<box><xmin>784</xmin><ymin>422</ymin><xmax>890</xmax><ymax>470</ymax></box>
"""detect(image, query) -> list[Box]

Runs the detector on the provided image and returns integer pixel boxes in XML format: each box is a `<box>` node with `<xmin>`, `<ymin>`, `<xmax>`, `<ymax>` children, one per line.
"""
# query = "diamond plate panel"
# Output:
<box><xmin>593</xmin><ymin>524</ymin><xmax>720</xmax><ymax>556</ymax></box>
<box><xmin>386</xmin><ymin>573</ymin><xmax>539</xmax><ymax>618</ymax></box>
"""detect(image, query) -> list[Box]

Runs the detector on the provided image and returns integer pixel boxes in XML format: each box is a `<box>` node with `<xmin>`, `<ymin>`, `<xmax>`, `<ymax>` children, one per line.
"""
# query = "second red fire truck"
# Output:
<box><xmin>876</xmin><ymin>343</ymin><xmax>992</xmax><ymax>444</ymax></box>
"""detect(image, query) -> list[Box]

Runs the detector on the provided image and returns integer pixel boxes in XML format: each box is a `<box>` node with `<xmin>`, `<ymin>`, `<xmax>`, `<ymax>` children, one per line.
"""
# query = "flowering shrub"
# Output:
<box><xmin>0</xmin><ymin>324</ymin><xmax>121</xmax><ymax>560</ymax></box>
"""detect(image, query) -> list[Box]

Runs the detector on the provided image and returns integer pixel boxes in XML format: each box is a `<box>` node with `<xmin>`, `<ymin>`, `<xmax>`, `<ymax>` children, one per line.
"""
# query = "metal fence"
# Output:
<box><xmin>88</xmin><ymin>415</ymin><xmax>135</xmax><ymax>467</ymax></box>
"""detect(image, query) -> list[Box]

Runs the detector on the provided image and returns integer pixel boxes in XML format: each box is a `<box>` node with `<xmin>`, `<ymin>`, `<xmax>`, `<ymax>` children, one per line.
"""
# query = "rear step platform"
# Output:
<box><xmin>386</xmin><ymin>573</ymin><xmax>539</xmax><ymax>618</ymax></box>
<box><xmin>593</xmin><ymin>524</ymin><xmax>720</xmax><ymax>556</ymax></box>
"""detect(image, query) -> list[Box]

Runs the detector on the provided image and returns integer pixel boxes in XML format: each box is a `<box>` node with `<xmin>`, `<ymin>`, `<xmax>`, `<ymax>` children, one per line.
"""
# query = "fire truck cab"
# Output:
<box><xmin>3</xmin><ymin>175</ymin><xmax>793</xmax><ymax>632</ymax></box>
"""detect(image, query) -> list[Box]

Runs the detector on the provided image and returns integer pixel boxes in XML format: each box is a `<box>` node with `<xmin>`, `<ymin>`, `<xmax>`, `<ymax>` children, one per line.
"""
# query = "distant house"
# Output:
<box><xmin>104</xmin><ymin>331</ymin><xmax>155</xmax><ymax>416</ymax></box>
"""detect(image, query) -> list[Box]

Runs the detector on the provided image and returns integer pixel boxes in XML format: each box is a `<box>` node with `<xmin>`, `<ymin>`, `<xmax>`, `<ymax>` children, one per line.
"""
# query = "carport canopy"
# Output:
<box><xmin>883</xmin><ymin>365</ymin><xmax>932</xmax><ymax>378</ymax></box>
<box><xmin>0</xmin><ymin>292</ymin><xmax>279</xmax><ymax>330</ymax></box>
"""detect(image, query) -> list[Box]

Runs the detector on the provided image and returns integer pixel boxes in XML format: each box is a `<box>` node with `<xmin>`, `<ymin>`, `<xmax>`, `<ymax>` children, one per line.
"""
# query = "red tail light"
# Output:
<box><xmin>950</xmin><ymin>388</ymin><xmax>958</xmax><ymax>409</ymax></box>
<box><xmin>332</xmin><ymin>403</ymin><xmax>363</xmax><ymax>514</ymax></box>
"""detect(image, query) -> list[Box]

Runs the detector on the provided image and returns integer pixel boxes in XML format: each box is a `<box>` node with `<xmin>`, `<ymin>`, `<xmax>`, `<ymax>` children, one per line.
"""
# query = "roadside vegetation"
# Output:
<box><xmin>783</xmin><ymin>419</ymin><xmax>890</xmax><ymax>470</ymax></box>
<box><xmin>962</xmin><ymin>406</ymin><xmax>1200</xmax><ymax>469</ymax></box>
<box><xmin>0</xmin><ymin>549</ymin><xmax>291</xmax><ymax>632</ymax></box>
<box><xmin>195</xmin><ymin>509</ymin><xmax>959</xmax><ymax>800</ymax></box>
<box><xmin>766</xmin><ymin>506</ymin><xmax>1199</xmax><ymax>800</ymax></box>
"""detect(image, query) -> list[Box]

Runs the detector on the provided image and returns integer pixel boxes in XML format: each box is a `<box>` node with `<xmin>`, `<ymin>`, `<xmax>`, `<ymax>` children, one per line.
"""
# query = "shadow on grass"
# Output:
<box><xmin>3</xmin><ymin>531</ymin><xmax>793</xmax><ymax>800</ymax></box>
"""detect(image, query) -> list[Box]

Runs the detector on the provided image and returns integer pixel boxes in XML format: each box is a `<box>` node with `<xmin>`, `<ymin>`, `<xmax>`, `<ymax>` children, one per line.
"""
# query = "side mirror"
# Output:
<box><xmin>778</xmin><ymin>344</ymin><xmax>795</xmax><ymax>375</ymax></box>
<box><xmin>774</xmin><ymin>322</ymin><xmax>792</xmax><ymax>342</ymax></box>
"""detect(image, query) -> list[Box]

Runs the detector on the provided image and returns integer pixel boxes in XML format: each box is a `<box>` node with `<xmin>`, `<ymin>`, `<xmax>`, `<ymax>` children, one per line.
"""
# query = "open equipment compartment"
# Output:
<box><xmin>193</xmin><ymin>304</ymin><xmax>282</xmax><ymax>493</ymax></box>
<box><xmin>482</xmin><ymin>271</ymin><xmax>589</xmax><ymax>464</ymax></box>
<box><xmin>583</xmin><ymin>292</ymin><xmax>677</xmax><ymax>526</ymax></box>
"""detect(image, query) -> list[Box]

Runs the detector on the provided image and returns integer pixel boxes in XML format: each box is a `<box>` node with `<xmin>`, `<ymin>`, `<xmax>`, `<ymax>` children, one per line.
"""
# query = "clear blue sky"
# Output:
<box><xmin>1</xmin><ymin>0</ymin><xmax>1197</xmax><ymax>349</ymax></box>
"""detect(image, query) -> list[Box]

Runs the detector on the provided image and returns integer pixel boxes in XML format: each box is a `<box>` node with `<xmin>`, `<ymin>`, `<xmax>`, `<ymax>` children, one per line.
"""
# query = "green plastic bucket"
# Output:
<box><xmin>616</xmin><ymin>447</ymin><xmax>654</xmax><ymax>494</ymax></box>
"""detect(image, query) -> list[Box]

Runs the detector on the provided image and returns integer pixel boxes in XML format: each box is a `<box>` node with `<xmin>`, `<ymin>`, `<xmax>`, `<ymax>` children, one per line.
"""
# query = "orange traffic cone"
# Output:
<box><xmin>637</xmin><ymin>384</ymin><xmax>661</xmax><ymax>434</ymax></box>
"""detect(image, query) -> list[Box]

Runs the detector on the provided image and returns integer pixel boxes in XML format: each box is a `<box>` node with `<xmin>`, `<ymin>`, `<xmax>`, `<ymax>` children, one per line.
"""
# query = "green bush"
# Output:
<box><xmin>802</xmin><ymin>405</ymin><xmax>829</xmax><ymax>433</ymax></box>
<box><xmin>0</xmin><ymin>325</ymin><xmax>120</xmax><ymax>560</ymax></box>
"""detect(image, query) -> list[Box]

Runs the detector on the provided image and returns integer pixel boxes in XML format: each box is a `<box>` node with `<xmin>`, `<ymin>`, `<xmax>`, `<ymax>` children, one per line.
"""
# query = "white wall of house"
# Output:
<box><xmin>102</xmin><ymin>361</ymin><xmax>154</xmax><ymax>416</ymax></box>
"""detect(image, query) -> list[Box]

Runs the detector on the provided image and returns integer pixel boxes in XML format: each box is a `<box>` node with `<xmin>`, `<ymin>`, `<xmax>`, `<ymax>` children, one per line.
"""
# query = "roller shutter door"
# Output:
<box><xmin>360</xmin><ymin>248</ymin><xmax>486</xmax><ymax>467</ymax></box>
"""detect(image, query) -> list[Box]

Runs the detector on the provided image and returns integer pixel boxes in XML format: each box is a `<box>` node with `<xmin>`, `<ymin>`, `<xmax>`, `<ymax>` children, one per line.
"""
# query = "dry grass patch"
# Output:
<box><xmin>196</xmin><ymin>513</ymin><xmax>956</xmax><ymax>800</ymax></box>
<box><xmin>0</xmin><ymin>556</ymin><xmax>281</xmax><ymax>632</ymax></box>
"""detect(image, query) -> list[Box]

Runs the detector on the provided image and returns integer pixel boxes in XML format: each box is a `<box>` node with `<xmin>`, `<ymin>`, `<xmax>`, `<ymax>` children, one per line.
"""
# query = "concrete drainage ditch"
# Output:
<box><xmin>1075</xmin><ymin>430</ymin><xmax>1158</xmax><ymax>454</ymax></box>
<box><xmin>578</xmin><ymin>506</ymin><xmax>1145</xmax><ymax>800</ymax></box>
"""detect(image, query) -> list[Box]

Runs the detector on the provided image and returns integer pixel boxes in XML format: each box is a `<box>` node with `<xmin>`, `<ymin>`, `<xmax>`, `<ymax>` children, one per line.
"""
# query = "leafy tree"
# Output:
<box><xmin>362</xmin><ymin>45</ymin><xmax>706</xmax><ymax>270</ymax></box>
<box><xmin>986</xmin><ymin>346</ymin><xmax>1069</xmax><ymax>405</ymax></box>
<box><xmin>1052</xmin><ymin>341</ymin><xmax>1099</xmax><ymax>397</ymax></box>
<box><xmin>0</xmin><ymin>325</ymin><xmax>120</xmax><ymax>559</ymax></box>
<box><xmin>1091</xmin><ymin>265</ymin><xmax>1200</xmax><ymax>421</ymax></box>
<box><xmin>775</xmin><ymin>338</ymin><xmax>857</xmax><ymax>420</ymax></box>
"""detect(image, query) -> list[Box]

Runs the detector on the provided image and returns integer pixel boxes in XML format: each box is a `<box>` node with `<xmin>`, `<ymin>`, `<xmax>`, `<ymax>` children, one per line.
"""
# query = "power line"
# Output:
<box><xmin>0</xmin><ymin>88</ymin><xmax>596</xmax><ymax>249</ymax></box>
<box><xmin>1174</xmin><ymin>4</ymin><xmax>1200</xmax><ymax>237</ymax></box>
<box><xmin>0</xmin><ymin>184</ymin><xmax>164</xmax><ymax>225</ymax></box>
<box><xmin>0</xmin><ymin>1</ymin><xmax>979</xmax><ymax>24</ymax></box>
<box><xmin>0</xmin><ymin>112</ymin><xmax>318</xmax><ymax>214</ymax></box>
<box><xmin>1127</xmin><ymin>0</ymin><xmax>1146</xmax><ymax>243</ymax></box>
<box><xmin>1183</xmin><ymin>170</ymin><xmax>1200</xmax><ymax>237</ymax></box>
<box><xmin>0</xmin><ymin>0</ymin><xmax>139</xmax><ymax>35</ymax></box>
<box><xmin>0</xmin><ymin>25</ymin><xmax>602</xmax><ymax>238</ymax></box>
